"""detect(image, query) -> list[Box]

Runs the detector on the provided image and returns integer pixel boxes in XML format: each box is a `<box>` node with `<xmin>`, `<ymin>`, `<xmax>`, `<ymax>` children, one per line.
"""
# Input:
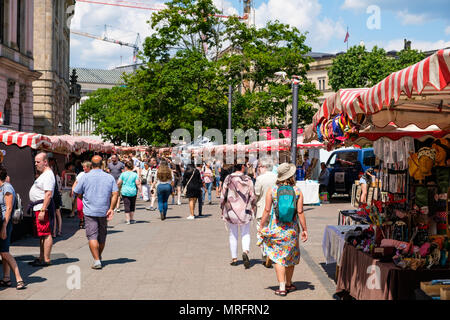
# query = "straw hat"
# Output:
<box><xmin>277</xmin><ymin>163</ymin><xmax>297</xmax><ymax>182</ymax></box>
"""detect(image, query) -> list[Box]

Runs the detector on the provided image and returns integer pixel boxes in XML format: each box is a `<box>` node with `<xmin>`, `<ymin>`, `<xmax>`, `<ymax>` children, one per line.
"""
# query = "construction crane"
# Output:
<box><xmin>71</xmin><ymin>30</ymin><xmax>141</xmax><ymax>68</ymax></box>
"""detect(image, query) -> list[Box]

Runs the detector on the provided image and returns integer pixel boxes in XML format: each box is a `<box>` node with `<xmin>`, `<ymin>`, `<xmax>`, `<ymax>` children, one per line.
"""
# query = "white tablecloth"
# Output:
<box><xmin>322</xmin><ymin>225</ymin><xmax>370</xmax><ymax>266</ymax></box>
<box><xmin>296</xmin><ymin>180</ymin><xmax>320</xmax><ymax>204</ymax></box>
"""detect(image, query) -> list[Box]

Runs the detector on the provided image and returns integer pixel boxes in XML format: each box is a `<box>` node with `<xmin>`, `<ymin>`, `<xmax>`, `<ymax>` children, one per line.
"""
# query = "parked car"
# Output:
<box><xmin>326</xmin><ymin>148</ymin><xmax>375</xmax><ymax>198</ymax></box>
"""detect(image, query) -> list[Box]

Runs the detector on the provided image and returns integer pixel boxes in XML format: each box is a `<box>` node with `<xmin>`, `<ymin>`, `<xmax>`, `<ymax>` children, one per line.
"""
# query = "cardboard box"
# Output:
<box><xmin>441</xmin><ymin>288</ymin><xmax>450</xmax><ymax>300</ymax></box>
<box><xmin>420</xmin><ymin>282</ymin><xmax>450</xmax><ymax>296</ymax></box>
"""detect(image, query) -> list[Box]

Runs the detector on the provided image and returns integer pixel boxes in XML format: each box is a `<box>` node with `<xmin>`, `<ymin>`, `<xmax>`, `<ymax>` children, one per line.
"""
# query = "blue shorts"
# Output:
<box><xmin>0</xmin><ymin>220</ymin><xmax>13</xmax><ymax>253</ymax></box>
<box><xmin>215</xmin><ymin>176</ymin><xmax>221</xmax><ymax>187</ymax></box>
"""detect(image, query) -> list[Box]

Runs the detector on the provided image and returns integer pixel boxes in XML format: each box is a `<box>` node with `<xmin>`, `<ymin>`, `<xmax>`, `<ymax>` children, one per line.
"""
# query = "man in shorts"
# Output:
<box><xmin>74</xmin><ymin>156</ymin><xmax>119</xmax><ymax>270</ymax></box>
<box><xmin>28</xmin><ymin>152</ymin><xmax>55</xmax><ymax>267</ymax></box>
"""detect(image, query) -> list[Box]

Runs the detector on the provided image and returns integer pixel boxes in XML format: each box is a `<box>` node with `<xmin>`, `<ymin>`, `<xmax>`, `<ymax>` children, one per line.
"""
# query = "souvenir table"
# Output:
<box><xmin>296</xmin><ymin>180</ymin><xmax>320</xmax><ymax>205</ymax></box>
<box><xmin>322</xmin><ymin>225</ymin><xmax>371</xmax><ymax>266</ymax></box>
<box><xmin>338</xmin><ymin>209</ymin><xmax>370</xmax><ymax>225</ymax></box>
<box><xmin>336</xmin><ymin>243</ymin><xmax>450</xmax><ymax>300</ymax></box>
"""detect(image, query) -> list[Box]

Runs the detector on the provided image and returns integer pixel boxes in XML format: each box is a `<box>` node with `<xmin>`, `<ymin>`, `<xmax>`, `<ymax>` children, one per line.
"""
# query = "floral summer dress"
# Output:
<box><xmin>257</xmin><ymin>185</ymin><xmax>301</xmax><ymax>267</ymax></box>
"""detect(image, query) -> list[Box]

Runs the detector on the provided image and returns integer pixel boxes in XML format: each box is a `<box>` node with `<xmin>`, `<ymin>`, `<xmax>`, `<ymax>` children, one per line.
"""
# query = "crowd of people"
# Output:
<box><xmin>0</xmin><ymin>150</ymin><xmax>309</xmax><ymax>297</ymax></box>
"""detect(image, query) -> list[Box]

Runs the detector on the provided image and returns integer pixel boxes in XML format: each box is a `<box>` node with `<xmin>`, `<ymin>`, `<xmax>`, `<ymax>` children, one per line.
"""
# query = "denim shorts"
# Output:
<box><xmin>0</xmin><ymin>220</ymin><xmax>13</xmax><ymax>253</ymax></box>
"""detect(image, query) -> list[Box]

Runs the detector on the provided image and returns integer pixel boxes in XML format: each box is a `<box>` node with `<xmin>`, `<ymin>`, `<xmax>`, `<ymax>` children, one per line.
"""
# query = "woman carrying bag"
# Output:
<box><xmin>182</xmin><ymin>163</ymin><xmax>202</xmax><ymax>220</ymax></box>
<box><xmin>140</xmin><ymin>162</ymin><xmax>151</xmax><ymax>202</ymax></box>
<box><xmin>257</xmin><ymin>163</ymin><xmax>308</xmax><ymax>297</ymax></box>
<box><xmin>0</xmin><ymin>167</ymin><xmax>26</xmax><ymax>290</ymax></box>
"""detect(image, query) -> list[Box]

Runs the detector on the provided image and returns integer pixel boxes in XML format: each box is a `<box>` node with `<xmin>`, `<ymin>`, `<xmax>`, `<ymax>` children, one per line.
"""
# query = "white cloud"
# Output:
<box><xmin>364</xmin><ymin>38</ymin><xmax>450</xmax><ymax>52</ymax></box>
<box><xmin>71</xmin><ymin>2</ymin><xmax>161</xmax><ymax>69</ymax></box>
<box><xmin>396</xmin><ymin>10</ymin><xmax>427</xmax><ymax>25</ymax></box>
<box><xmin>254</xmin><ymin>0</ymin><xmax>346</xmax><ymax>50</ymax></box>
<box><xmin>340</xmin><ymin>0</ymin><xmax>371</xmax><ymax>10</ymax></box>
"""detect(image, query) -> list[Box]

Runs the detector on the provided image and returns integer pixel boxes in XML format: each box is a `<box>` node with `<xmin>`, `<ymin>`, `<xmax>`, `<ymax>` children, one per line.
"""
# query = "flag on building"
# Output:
<box><xmin>344</xmin><ymin>29</ymin><xmax>349</xmax><ymax>43</ymax></box>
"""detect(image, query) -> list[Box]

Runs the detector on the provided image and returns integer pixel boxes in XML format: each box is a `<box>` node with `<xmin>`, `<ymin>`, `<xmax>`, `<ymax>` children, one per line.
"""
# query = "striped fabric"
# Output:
<box><xmin>312</xmin><ymin>48</ymin><xmax>450</xmax><ymax>127</ymax></box>
<box><xmin>0</xmin><ymin>130</ymin><xmax>52</xmax><ymax>149</ymax></box>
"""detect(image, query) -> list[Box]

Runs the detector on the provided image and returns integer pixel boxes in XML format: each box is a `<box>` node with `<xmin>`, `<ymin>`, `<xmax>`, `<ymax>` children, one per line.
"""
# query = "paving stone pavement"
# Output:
<box><xmin>0</xmin><ymin>196</ymin><xmax>354</xmax><ymax>300</ymax></box>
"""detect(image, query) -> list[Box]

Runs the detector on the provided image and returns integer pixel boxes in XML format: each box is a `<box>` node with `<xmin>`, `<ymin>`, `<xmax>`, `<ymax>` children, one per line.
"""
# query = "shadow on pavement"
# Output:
<box><xmin>266</xmin><ymin>281</ymin><xmax>315</xmax><ymax>292</ymax></box>
<box><xmin>107</xmin><ymin>230</ymin><xmax>124</xmax><ymax>235</ymax></box>
<box><xmin>133</xmin><ymin>221</ymin><xmax>150</xmax><ymax>224</ymax></box>
<box><xmin>319</xmin><ymin>262</ymin><xmax>336</xmax><ymax>282</ymax></box>
<box><xmin>102</xmin><ymin>258</ymin><xmax>136</xmax><ymax>267</ymax></box>
<box><xmin>164</xmin><ymin>216</ymin><xmax>182</xmax><ymax>220</ymax></box>
<box><xmin>195</xmin><ymin>214</ymin><xmax>212</xmax><ymax>219</ymax></box>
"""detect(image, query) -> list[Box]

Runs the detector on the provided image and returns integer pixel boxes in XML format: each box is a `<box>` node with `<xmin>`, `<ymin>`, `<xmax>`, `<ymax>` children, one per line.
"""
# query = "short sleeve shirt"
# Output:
<box><xmin>119</xmin><ymin>171</ymin><xmax>139</xmax><ymax>197</ymax></box>
<box><xmin>0</xmin><ymin>183</ymin><xmax>16</xmax><ymax>220</ymax></box>
<box><xmin>29</xmin><ymin>169</ymin><xmax>56</xmax><ymax>211</ymax></box>
<box><xmin>108</xmin><ymin>161</ymin><xmax>125</xmax><ymax>181</ymax></box>
<box><xmin>73</xmin><ymin>169</ymin><xmax>118</xmax><ymax>217</ymax></box>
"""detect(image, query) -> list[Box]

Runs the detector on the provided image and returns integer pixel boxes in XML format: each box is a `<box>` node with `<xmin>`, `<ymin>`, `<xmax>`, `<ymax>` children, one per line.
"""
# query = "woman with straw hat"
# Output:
<box><xmin>257</xmin><ymin>162</ymin><xmax>308</xmax><ymax>297</ymax></box>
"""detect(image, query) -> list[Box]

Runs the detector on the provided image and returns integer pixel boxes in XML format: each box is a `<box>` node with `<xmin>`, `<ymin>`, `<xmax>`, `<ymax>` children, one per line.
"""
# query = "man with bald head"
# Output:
<box><xmin>74</xmin><ymin>155</ymin><xmax>119</xmax><ymax>269</ymax></box>
<box><xmin>28</xmin><ymin>152</ymin><xmax>55</xmax><ymax>267</ymax></box>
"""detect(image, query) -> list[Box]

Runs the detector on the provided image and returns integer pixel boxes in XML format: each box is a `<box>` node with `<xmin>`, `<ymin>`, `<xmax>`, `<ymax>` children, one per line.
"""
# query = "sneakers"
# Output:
<box><xmin>126</xmin><ymin>221</ymin><xmax>131</xmax><ymax>225</ymax></box>
<box><xmin>186</xmin><ymin>215</ymin><xmax>195</xmax><ymax>220</ymax></box>
<box><xmin>146</xmin><ymin>207</ymin><xmax>156</xmax><ymax>211</ymax></box>
<box><xmin>177</xmin><ymin>201</ymin><xmax>181</xmax><ymax>206</ymax></box>
<box><xmin>91</xmin><ymin>261</ymin><xmax>102</xmax><ymax>270</ymax></box>
<box><xmin>130</xmin><ymin>220</ymin><xmax>136</xmax><ymax>224</ymax></box>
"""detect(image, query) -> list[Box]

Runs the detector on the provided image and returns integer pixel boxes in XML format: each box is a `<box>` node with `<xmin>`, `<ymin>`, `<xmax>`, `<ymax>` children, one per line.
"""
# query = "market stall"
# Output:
<box><xmin>0</xmin><ymin>130</ymin><xmax>53</xmax><ymax>240</ymax></box>
<box><xmin>310</xmin><ymin>48</ymin><xmax>450</xmax><ymax>299</ymax></box>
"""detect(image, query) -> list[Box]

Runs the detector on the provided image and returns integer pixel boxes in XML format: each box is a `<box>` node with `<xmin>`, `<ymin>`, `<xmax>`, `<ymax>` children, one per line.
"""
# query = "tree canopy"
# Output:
<box><xmin>77</xmin><ymin>0</ymin><xmax>321</xmax><ymax>146</ymax></box>
<box><xmin>328</xmin><ymin>45</ymin><xmax>426</xmax><ymax>91</ymax></box>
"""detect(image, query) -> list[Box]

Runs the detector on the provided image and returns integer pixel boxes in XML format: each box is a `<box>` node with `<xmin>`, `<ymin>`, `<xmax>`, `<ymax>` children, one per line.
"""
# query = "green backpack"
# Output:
<box><xmin>274</xmin><ymin>185</ymin><xmax>297</xmax><ymax>223</ymax></box>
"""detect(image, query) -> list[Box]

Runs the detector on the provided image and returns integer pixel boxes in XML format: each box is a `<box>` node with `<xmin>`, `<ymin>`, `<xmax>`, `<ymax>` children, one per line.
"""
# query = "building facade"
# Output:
<box><xmin>32</xmin><ymin>0</ymin><xmax>75</xmax><ymax>135</ymax></box>
<box><xmin>0</xmin><ymin>0</ymin><xmax>41</xmax><ymax>132</ymax></box>
<box><xmin>69</xmin><ymin>67</ymin><xmax>127</xmax><ymax>137</ymax></box>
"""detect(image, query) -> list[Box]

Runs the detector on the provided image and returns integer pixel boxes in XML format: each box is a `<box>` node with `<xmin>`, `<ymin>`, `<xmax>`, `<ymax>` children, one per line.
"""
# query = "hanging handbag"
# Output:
<box><xmin>141</xmin><ymin>170</ymin><xmax>150</xmax><ymax>185</ymax></box>
<box><xmin>182</xmin><ymin>169</ymin><xmax>197</xmax><ymax>198</ymax></box>
<box><xmin>12</xmin><ymin>193</ymin><xmax>23</xmax><ymax>224</ymax></box>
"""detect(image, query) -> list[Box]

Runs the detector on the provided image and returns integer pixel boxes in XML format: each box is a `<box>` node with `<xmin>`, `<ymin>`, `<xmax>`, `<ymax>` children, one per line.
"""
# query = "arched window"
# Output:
<box><xmin>3</xmin><ymin>99</ymin><xmax>11</xmax><ymax>126</ymax></box>
<box><xmin>18</xmin><ymin>103</ymin><xmax>23</xmax><ymax>131</ymax></box>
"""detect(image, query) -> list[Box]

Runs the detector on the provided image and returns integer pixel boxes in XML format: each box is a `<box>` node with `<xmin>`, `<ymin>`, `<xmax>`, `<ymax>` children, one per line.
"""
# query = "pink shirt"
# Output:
<box><xmin>203</xmin><ymin>167</ymin><xmax>213</xmax><ymax>184</ymax></box>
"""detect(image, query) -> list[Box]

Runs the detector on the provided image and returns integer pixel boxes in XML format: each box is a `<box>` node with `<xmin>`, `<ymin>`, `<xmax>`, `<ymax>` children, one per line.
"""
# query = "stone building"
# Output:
<box><xmin>32</xmin><ymin>0</ymin><xmax>75</xmax><ymax>135</ymax></box>
<box><xmin>69</xmin><ymin>66</ymin><xmax>129</xmax><ymax>137</ymax></box>
<box><xmin>0</xmin><ymin>0</ymin><xmax>41</xmax><ymax>132</ymax></box>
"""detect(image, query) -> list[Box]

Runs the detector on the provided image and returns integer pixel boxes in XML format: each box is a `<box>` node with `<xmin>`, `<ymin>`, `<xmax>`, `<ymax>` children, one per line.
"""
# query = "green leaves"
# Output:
<box><xmin>328</xmin><ymin>45</ymin><xmax>426</xmax><ymax>91</ymax></box>
<box><xmin>77</xmin><ymin>0</ymin><xmax>320</xmax><ymax>146</ymax></box>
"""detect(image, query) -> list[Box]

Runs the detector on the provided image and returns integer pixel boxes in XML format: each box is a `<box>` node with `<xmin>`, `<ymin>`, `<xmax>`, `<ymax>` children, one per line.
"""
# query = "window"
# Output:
<box><xmin>0</xmin><ymin>0</ymin><xmax>4</xmax><ymax>44</ymax></box>
<box><xmin>318</xmin><ymin>78</ymin><xmax>326</xmax><ymax>91</ymax></box>
<box><xmin>336</xmin><ymin>151</ymin><xmax>358</xmax><ymax>167</ymax></box>
<box><xmin>17</xmin><ymin>0</ymin><xmax>25</xmax><ymax>51</ymax></box>
<box><xmin>18</xmin><ymin>103</ymin><xmax>23</xmax><ymax>131</ymax></box>
<box><xmin>3</xmin><ymin>99</ymin><xmax>11</xmax><ymax>126</ymax></box>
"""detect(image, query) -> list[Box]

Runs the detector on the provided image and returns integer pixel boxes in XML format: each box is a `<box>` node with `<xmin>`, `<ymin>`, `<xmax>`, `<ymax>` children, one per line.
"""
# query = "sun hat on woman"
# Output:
<box><xmin>276</xmin><ymin>163</ymin><xmax>297</xmax><ymax>182</ymax></box>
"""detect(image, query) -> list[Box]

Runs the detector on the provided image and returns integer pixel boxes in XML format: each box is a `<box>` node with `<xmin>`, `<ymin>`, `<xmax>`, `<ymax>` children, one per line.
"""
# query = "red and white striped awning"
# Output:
<box><xmin>312</xmin><ymin>88</ymin><xmax>369</xmax><ymax>126</ymax></box>
<box><xmin>0</xmin><ymin>130</ymin><xmax>52</xmax><ymax>149</ymax></box>
<box><xmin>307</xmin><ymin>48</ymin><xmax>450</xmax><ymax>142</ymax></box>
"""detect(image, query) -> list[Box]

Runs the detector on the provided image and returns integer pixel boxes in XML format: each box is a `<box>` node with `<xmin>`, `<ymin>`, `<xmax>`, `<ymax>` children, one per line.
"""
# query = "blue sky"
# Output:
<box><xmin>70</xmin><ymin>0</ymin><xmax>450</xmax><ymax>69</ymax></box>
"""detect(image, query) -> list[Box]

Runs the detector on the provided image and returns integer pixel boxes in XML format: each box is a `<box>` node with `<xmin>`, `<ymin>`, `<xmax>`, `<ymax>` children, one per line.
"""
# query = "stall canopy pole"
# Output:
<box><xmin>227</xmin><ymin>84</ymin><xmax>232</xmax><ymax>144</ymax></box>
<box><xmin>291</xmin><ymin>76</ymin><xmax>300</xmax><ymax>162</ymax></box>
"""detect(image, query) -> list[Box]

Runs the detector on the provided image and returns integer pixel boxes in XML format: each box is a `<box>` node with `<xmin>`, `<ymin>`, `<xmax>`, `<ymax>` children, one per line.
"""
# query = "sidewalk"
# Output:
<box><xmin>0</xmin><ymin>196</ymin><xmax>353</xmax><ymax>300</ymax></box>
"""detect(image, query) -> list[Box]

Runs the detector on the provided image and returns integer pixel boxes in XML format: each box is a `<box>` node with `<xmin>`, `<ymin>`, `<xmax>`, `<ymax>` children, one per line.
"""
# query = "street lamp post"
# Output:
<box><xmin>227</xmin><ymin>84</ymin><xmax>232</xmax><ymax>144</ymax></box>
<box><xmin>291</xmin><ymin>76</ymin><xmax>300</xmax><ymax>163</ymax></box>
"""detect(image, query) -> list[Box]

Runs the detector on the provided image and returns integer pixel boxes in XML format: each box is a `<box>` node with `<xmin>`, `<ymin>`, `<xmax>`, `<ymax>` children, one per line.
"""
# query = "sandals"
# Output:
<box><xmin>0</xmin><ymin>279</ymin><xmax>11</xmax><ymax>287</ymax></box>
<box><xmin>275</xmin><ymin>289</ymin><xmax>287</xmax><ymax>296</ymax></box>
<box><xmin>31</xmin><ymin>260</ymin><xmax>51</xmax><ymax>267</ymax></box>
<box><xmin>242</xmin><ymin>252</ymin><xmax>250</xmax><ymax>269</ymax></box>
<box><xmin>286</xmin><ymin>284</ymin><xmax>297</xmax><ymax>292</ymax></box>
<box><xmin>16</xmin><ymin>281</ymin><xmax>27</xmax><ymax>290</ymax></box>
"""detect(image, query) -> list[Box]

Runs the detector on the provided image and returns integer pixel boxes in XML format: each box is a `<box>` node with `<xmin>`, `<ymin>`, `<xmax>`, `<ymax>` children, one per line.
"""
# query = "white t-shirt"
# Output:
<box><xmin>29</xmin><ymin>169</ymin><xmax>56</xmax><ymax>211</ymax></box>
<box><xmin>76</xmin><ymin>172</ymin><xmax>86</xmax><ymax>181</ymax></box>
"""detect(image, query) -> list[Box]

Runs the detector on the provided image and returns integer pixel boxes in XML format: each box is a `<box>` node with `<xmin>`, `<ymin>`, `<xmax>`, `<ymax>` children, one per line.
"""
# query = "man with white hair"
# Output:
<box><xmin>254</xmin><ymin>156</ymin><xmax>277</xmax><ymax>268</ymax></box>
